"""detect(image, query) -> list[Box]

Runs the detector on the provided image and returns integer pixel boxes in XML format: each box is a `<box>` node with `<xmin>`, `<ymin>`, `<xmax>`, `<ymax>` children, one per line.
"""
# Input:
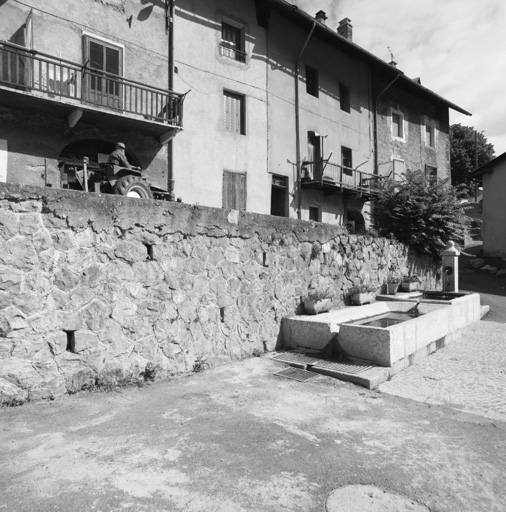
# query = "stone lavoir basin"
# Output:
<box><xmin>282</xmin><ymin>293</ymin><xmax>481</xmax><ymax>375</ymax></box>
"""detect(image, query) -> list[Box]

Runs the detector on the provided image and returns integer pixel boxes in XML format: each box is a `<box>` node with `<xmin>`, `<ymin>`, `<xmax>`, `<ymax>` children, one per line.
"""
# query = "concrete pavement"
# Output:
<box><xmin>379</xmin><ymin>245</ymin><xmax>506</xmax><ymax>421</ymax></box>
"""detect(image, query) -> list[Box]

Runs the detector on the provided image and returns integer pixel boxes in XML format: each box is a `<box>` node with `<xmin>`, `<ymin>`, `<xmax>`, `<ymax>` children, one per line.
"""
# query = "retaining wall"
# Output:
<box><xmin>0</xmin><ymin>183</ymin><xmax>438</xmax><ymax>403</ymax></box>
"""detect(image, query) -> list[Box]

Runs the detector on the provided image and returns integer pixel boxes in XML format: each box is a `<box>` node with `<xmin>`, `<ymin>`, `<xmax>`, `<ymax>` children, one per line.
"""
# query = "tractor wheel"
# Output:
<box><xmin>113</xmin><ymin>176</ymin><xmax>153</xmax><ymax>199</ymax></box>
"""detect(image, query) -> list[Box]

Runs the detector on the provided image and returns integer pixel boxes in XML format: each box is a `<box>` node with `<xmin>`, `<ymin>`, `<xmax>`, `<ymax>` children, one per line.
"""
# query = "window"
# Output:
<box><xmin>223</xmin><ymin>171</ymin><xmax>247</xmax><ymax>210</ymax></box>
<box><xmin>306</xmin><ymin>66</ymin><xmax>319</xmax><ymax>97</ymax></box>
<box><xmin>425</xmin><ymin>125</ymin><xmax>435</xmax><ymax>147</ymax></box>
<box><xmin>223</xmin><ymin>91</ymin><xmax>245</xmax><ymax>134</ymax></box>
<box><xmin>309</xmin><ymin>206</ymin><xmax>320</xmax><ymax>222</ymax></box>
<box><xmin>307</xmin><ymin>131</ymin><xmax>324</xmax><ymax>179</ymax></box>
<box><xmin>220</xmin><ymin>22</ymin><xmax>246</xmax><ymax>63</ymax></box>
<box><xmin>341</xmin><ymin>146</ymin><xmax>353</xmax><ymax>174</ymax></box>
<box><xmin>270</xmin><ymin>175</ymin><xmax>288</xmax><ymax>217</ymax></box>
<box><xmin>339</xmin><ymin>83</ymin><xmax>350</xmax><ymax>113</ymax></box>
<box><xmin>391</xmin><ymin>108</ymin><xmax>405</xmax><ymax>140</ymax></box>
<box><xmin>425</xmin><ymin>165</ymin><xmax>437</xmax><ymax>183</ymax></box>
<box><xmin>392</xmin><ymin>158</ymin><xmax>405</xmax><ymax>181</ymax></box>
<box><xmin>83</xmin><ymin>35</ymin><xmax>123</xmax><ymax>109</ymax></box>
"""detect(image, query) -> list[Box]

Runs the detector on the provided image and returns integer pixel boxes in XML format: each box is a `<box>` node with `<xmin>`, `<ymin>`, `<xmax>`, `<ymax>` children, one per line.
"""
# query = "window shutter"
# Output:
<box><xmin>223</xmin><ymin>91</ymin><xmax>244</xmax><ymax>134</ymax></box>
<box><xmin>223</xmin><ymin>171</ymin><xmax>247</xmax><ymax>210</ymax></box>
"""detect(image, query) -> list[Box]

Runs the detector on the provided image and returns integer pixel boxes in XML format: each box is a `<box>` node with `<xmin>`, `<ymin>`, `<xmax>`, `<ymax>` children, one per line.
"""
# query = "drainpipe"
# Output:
<box><xmin>295</xmin><ymin>21</ymin><xmax>316</xmax><ymax>219</ymax></box>
<box><xmin>167</xmin><ymin>0</ymin><xmax>175</xmax><ymax>200</ymax></box>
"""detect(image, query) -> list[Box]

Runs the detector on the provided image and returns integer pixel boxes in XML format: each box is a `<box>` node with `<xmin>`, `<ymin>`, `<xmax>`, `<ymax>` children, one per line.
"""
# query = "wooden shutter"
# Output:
<box><xmin>223</xmin><ymin>171</ymin><xmax>247</xmax><ymax>210</ymax></box>
<box><xmin>223</xmin><ymin>91</ymin><xmax>244</xmax><ymax>134</ymax></box>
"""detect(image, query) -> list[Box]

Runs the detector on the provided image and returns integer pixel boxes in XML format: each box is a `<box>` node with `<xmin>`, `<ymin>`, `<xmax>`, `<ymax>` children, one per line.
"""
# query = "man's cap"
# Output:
<box><xmin>116</xmin><ymin>142</ymin><xmax>126</xmax><ymax>149</ymax></box>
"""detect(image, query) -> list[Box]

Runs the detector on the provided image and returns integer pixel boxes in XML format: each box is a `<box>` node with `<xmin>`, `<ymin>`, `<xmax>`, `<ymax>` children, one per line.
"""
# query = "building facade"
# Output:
<box><xmin>0</xmin><ymin>0</ymin><xmax>182</xmax><ymax>192</ymax></box>
<box><xmin>0</xmin><ymin>0</ymin><xmax>469</xmax><ymax>228</ymax></box>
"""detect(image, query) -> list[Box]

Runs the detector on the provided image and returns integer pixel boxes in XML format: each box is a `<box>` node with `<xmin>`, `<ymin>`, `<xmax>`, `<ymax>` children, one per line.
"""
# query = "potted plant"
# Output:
<box><xmin>303</xmin><ymin>276</ymin><xmax>336</xmax><ymax>315</ymax></box>
<box><xmin>385</xmin><ymin>274</ymin><xmax>401</xmax><ymax>295</ymax></box>
<box><xmin>401</xmin><ymin>274</ymin><xmax>420</xmax><ymax>292</ymax></box>
<box><xmin>348</xmin><ymin>283</ymin><xmax>378</xmax><ymax>305</ymax></box>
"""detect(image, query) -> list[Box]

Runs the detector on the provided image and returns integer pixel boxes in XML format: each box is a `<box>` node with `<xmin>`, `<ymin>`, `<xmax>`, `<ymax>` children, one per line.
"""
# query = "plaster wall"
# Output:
<box><xmin>482</xmin><ymin>164</ymin><xmax>506</xmax><ymax>257</ymax></box>
<box><xmin>0</xmin><ymin>183</ymin><xmax>438</xmax><ymax>403</ymax></box>
<box><xmin>173</xmin><ymin>0</ymin><xmax>269</xmax><ymax>212</ymax></box>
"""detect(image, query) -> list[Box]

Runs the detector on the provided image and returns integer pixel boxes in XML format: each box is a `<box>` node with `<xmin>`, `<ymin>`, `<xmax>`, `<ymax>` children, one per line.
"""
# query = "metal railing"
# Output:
<box><xmin>219</xmin><ymin>43</ymin><xmax>247</xmax><ymax>63</ymax></box>
<box><xmin>302</xmin><ymin>160</ymin><xmax>384</xmax><ymax>195</ymax></box>
<box><xmin>0</xmin><ymin>41</ymin><xmax>183</xmax><ymax>126</ymax></box>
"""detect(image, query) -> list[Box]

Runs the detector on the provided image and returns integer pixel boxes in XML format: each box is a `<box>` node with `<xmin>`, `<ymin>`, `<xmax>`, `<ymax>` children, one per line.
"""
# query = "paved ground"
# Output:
<box><xmin>379</xmin><ymin>245</ymin><xmax>506</xmax><ymax>421</ymax></box>
<box><xmin>1</xmin><ymin>244</ymin><xmax>505</xmax><ymax>511</ymax></box>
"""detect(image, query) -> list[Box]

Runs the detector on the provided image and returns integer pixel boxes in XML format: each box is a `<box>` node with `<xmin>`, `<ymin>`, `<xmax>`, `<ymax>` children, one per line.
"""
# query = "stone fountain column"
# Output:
<box><xmin>441</xmin><ymin>241</ymin><xmax>460</xmax><ymax>292</ymax></box>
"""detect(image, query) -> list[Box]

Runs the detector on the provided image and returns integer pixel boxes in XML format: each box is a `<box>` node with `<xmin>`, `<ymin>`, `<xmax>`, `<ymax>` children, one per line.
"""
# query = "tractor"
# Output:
<box><xmin>59</xmin><ymin>158</ymin><xmax>172</xmax><ymax>200</ymax></box>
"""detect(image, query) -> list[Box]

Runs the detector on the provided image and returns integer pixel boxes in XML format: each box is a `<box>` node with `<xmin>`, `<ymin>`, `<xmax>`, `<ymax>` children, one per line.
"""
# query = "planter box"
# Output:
<box><xmin>303</xmin><ymin>298</ymin><xmax>334</xmax><ymax>315</ymax></box>
<box><xmin>401</xmin><ymin>282</ymin><xmax>419</xmax><ymax>292</ymax></box>
<box><xmin>351</xmin><ymin>292</ymin><xmax>375</xmax><ymax>305</ymax></box>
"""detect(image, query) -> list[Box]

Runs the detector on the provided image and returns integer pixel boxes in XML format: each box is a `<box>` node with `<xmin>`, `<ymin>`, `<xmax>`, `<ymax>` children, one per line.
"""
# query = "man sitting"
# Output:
<box><xmin>108</xmin><ymin>142</ymin><xmax>131</xmax><ymax>169</ymax></box>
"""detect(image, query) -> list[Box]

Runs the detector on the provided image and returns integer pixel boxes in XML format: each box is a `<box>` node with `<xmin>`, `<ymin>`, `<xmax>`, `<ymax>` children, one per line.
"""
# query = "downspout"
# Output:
<box><xmin>167</xmin><ymin>0</ymin><xmax>175</xmax><ymax>200</ymax></box>
<box><xmin>295</xmin><ymin>21</ymin><xmax>316</xmax><ymax>219</ymax></box>
<box><xmin>373</xmin><ymin>73</ymin><xmax>400</xmax><ymax>175</ymax></box>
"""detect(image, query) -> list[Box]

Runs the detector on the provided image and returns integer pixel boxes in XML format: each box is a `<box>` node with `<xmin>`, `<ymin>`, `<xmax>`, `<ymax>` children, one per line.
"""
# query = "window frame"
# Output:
<box><xmin>425</xmin><ymin>123</ymin><xmax>436</xmax><ymax>148</ymax></box>
<box><xmin>392</xmin><ymin>158</ymin><xmax>405</xmax><ymax>181</ymax></box>
<box><xmin>339</xmin><ymin>82</ymin><xmax>351</xmax><ymax>113</ymax></box>
<box><xmin>305</xmin><ymin>65</ymin><xmax>319</xmax><ymax>97</ymax></box>
<box><xmin>220</xmin><ymin>19</ymin><xmax>247</xmax><ymax>64</ymax></box>
<box><xmin>309</xmin><ymin>205</ymin><xmax>321</xmax><ymax>222</ymax></box>
<box><xmin>82</xmin><ymin>33</ymin><xmax>124</xmax><ymax>109</ymax></box>
<box><xmin>390</xmin><ymin>107</ymin><xmax>405</xmax><ymax>142</ymax></box>
<box><xmin>222</xmin><ymin>90</ymin><xmax>246</xmax><ymax>135</ymax></box>
<box><xmin>341</xmin><ymin>146</ymin><xmax>353</xmax><ymax>172</ymax></box>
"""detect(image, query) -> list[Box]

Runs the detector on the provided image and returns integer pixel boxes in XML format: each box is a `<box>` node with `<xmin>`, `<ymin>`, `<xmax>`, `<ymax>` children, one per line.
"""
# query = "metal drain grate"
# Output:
<box><xmin>312</xmin><ymin>360</ymin><xmax>373</xmax><ymax>375</ymax></box>
<box><xmin>274</xmin><ymin>367</ymin><xmax>318</xmax><ymax>382</ymax></box>
<box><xmin>272</xmin><ymin>352</ymin><xmax>322</xmax><ymax>366</ymax></box>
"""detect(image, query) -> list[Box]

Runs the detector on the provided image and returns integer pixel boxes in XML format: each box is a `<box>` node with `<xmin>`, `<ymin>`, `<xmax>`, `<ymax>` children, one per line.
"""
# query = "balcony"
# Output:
<box><xmin>301</xmin><ymin>160</ymin><xmax>384</xmax><ymax>199</ymax></box>
<box><xmin>0</xmin><ymin>41</ymin><xmax>183</xmax><ymax>141</ymax></box>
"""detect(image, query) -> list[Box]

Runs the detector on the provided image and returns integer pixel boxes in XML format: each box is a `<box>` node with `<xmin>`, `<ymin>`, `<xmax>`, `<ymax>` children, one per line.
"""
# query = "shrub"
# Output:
<box><xmin>374</xmin><ymin>170</ymin><xmax>470</xmax><ymax>260</ymax></box>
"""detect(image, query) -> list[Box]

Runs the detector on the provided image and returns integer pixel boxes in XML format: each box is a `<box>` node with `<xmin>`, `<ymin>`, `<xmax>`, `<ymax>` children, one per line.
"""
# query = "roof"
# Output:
<box><xmin>471</xmin><ymin>151</ymin><xmax>506</xmax><ymax>178</ymax></box>
<box><xmin>262</xmin><ymin>0</ymin><xmax>471</xmax><ymax>116</ymax></box>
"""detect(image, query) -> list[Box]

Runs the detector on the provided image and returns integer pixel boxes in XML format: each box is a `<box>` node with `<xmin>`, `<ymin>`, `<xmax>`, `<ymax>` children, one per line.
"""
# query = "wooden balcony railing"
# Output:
<box><xmin>301</xmin><ymin>160</ymin><xmax>384</xmax><ymax>196</ymax></box>
<box><xmin>0</xmin><ymin>41</ymin><xmax>183</xmax><ymax>126</ymax></box>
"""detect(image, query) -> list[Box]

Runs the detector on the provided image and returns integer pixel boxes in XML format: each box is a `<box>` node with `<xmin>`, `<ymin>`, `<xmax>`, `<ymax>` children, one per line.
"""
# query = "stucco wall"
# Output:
<box><xmin>0</xmin><ymin>183</ymin><xmax>438</xmax><ymax>403</ymax></box>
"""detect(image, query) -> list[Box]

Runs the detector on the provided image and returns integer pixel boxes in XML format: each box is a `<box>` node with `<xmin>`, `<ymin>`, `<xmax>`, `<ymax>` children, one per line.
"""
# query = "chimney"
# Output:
<box><xmin>315</xmin><ymin>10</ymin><xmax>328</xmax><ymax>25</ymax></box>
<box><xmin>337</xmin><ymin>18</ymin><xmax>353</xmax><ymax>42</ymax></box>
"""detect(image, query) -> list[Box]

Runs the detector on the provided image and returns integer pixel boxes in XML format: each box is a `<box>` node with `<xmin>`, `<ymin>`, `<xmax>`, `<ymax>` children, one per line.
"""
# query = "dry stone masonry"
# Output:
<box><xmin>0</xmin><ymin>184</ymin><xmax>438</xmax><ymax>403</ymax></box>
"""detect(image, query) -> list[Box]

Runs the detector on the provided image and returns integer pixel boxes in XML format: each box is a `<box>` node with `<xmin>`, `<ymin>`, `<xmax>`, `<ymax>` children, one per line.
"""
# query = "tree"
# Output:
<box><xmin>450</xmin><ymin>124</ymin><xmax>494</xmax><ymax>194</ymax></box>
<box><xmin>374</xmin><ymin>170</ymin><xmax>470</xmax><ymax>260</ymax></box>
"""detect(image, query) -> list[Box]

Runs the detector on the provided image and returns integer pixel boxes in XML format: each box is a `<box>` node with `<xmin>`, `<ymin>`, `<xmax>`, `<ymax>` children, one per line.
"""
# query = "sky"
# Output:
<box><xmin>294</xmin><ymin>0</ymin><xmax>506</xmax><ymax>156</ymax></box>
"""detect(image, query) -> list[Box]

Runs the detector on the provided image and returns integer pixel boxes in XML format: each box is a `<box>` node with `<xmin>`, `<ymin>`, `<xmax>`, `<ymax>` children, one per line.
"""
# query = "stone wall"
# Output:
<box><xmin>0</xmin><ymin>184</ymin><xmax>438</xmax><ymax>403</ymax></box>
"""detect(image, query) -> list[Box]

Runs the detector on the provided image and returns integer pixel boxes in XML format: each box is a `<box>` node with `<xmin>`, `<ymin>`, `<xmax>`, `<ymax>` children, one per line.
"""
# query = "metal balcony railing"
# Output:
<box><xmin>302</xmin><ymin>160</ymin><xmax>384</xmax><ymax>196</ymax></box>
<box><xmin>219</xmin><ymin>43</ymin><xmax>247</xmax><ymax>63</ymax></box>
<box><xmin>0</xmin><ymin>41</ymin><xmax>183</xmax><ymax>126</ymax></box>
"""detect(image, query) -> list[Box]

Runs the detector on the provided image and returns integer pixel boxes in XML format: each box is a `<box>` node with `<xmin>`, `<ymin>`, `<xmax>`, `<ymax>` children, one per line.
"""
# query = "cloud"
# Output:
<box><xmin>292</xmin><ymin>0</ymin><xmax>506</xmax><ymax>154</ymax></box>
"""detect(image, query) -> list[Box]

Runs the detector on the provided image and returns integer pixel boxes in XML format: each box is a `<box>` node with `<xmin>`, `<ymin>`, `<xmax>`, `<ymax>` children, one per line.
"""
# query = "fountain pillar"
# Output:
<box><xmin>441</xmin><ymin>241</ymin><xmax>460</xmax><ymax>292</ymax></box>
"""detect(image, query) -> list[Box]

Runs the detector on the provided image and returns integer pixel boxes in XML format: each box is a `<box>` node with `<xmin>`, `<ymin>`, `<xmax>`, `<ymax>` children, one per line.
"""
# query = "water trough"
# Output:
<box><xmin>281</xmin><ymin>292</ymin><xmax>481</xmax><ymax>380</ymax></box>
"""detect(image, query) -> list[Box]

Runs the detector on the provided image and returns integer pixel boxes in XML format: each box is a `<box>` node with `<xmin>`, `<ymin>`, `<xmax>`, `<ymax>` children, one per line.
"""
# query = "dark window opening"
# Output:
<box><xmin>220</xmin><ymin>307</ymin><xmax>226</xmax><ymax>323</ymax></box>
<box><xmin>341</xmin><ymin>146</ymin><xmax>353</xmax><ymax>175</ymax></box>
<box><xmin>65</xmin><ymin>331</ymin><xmax>76</xmax><ymax>353</ymax></box>
<box><xmin>426</xmin><ymin>125</ymin><xmax>435</xmax><ymax>147</ymax></box>
<box><xmin>392</xmin><ymin>112</ymin><xmax>403</xmax><ymax>138</ymax></box>
<box><xmin>309</xmin><ymin>206</ymin><xmax>320</xmax><ymax>222</ymax></box>
<box><xmin>339</xmin><ymin>83</ymin><xmax>350</xmax><ymax>112</ymax></box>
<box><xmin>270</xmin><ymin>175</ymin><xmax>288</xmax><ymax>217</ymax></box>
<box><xmin>306</xmin><ymin>66</ymin><xmax>319</xmax><ymax>97</ymax></box>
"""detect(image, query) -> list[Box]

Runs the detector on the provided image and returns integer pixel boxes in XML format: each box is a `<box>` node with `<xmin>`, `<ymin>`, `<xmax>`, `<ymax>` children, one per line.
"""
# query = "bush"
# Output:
<box><xmin>374</xmin><ymin>170</ymin><xmax>470</xmax><ymax>260</ymax></box>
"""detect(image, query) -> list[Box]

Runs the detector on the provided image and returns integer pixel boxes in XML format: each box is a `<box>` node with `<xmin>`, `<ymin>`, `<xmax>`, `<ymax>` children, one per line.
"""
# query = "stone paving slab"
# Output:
<box><xmin>379</xmin><ymin>318</ymin><xmax>506</xmax><ymax>421</ymax></box>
